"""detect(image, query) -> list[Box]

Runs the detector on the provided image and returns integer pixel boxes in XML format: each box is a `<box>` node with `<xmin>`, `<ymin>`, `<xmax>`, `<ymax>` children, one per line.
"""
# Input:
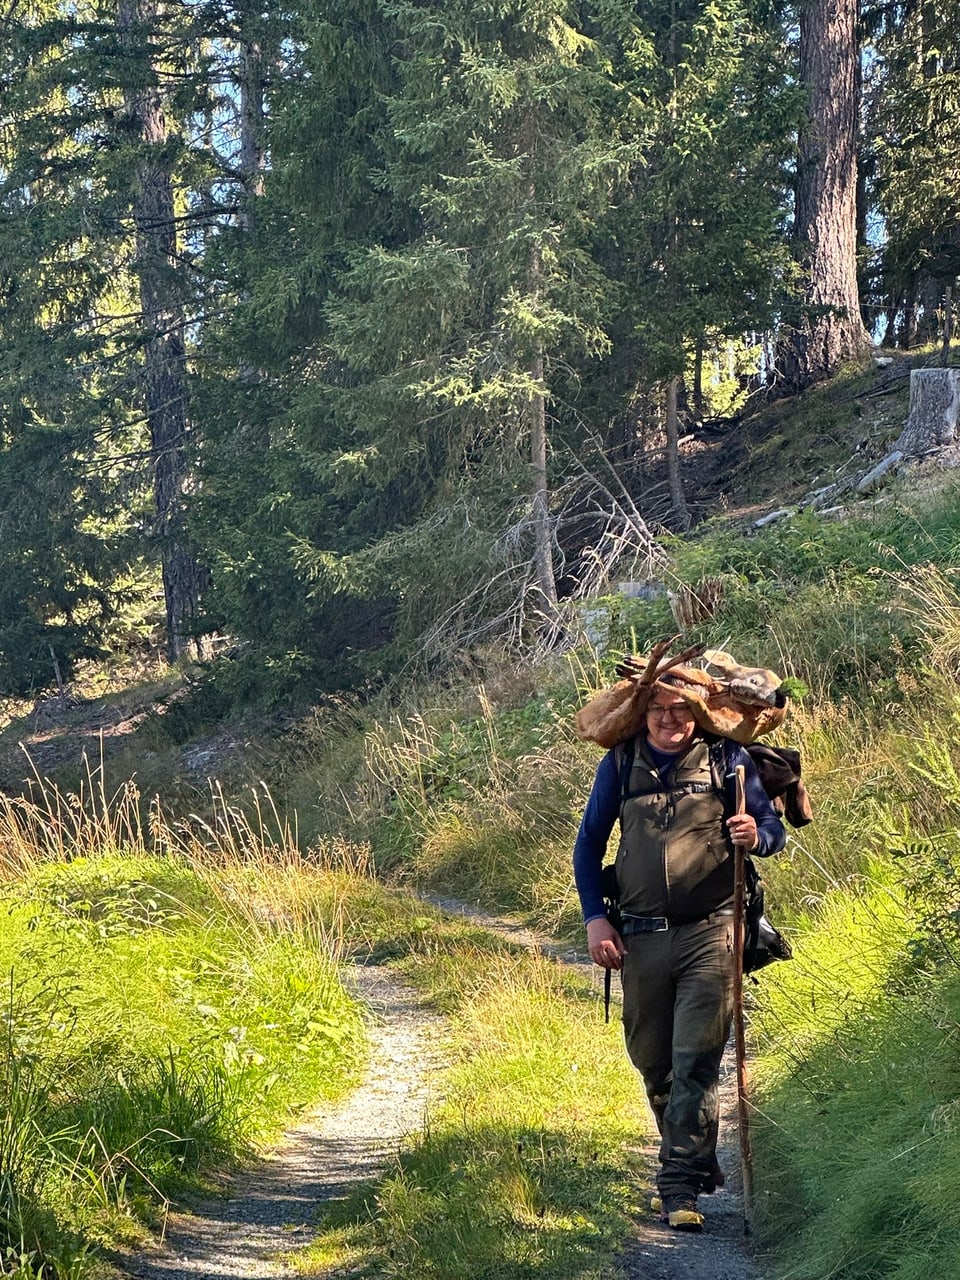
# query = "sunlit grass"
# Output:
<box><xmin>298</xmin><ymin>941</ymin><xmax>647</xmax><ymax>1280</ymax></box>
<box><xmin>749</xmin><ymin>692</ymin><xmax>960</xmax><ymax>1278</ymax></box>
<box><xmin>0</xmin><ymin>778</ymin><xmax>370</xmax><ymax>1278</ymax></box>
<box><xmin>751</xmin><ymin>891</ymin><xmax>960</xmax><ymax>1278</ymax></box>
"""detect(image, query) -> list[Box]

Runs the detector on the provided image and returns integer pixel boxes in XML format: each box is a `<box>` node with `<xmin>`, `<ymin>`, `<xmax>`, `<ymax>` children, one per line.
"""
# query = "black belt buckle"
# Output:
<box><xmin>623</xmin><ymin>914</ymin><xmax>669</xmax><ymax>935</ymax></box>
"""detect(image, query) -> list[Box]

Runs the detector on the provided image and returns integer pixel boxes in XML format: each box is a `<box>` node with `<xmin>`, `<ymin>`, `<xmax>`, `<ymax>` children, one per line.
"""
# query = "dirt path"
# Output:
<box><xmin>427</xmin><ymin>897</ymin><xmax>761</xmax><ymax>1279</ymax></box>
<box><xmin>122</xmin><ymin>963</ymin><xmax>446</xmax><ymax>1280</ymax></box>
<box><xmin>121</xmin><ymin>900</ymin><xmax>761</xmax><ymax>1280</ymax></box>
<box><xmin>620</xmin><ymin>1049</ymin><xmax>759</xmax><ymax>1280</ymax></box>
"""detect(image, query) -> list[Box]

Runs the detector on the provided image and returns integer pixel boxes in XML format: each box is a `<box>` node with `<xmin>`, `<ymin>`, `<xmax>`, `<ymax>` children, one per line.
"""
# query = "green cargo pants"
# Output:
<box><xmin>621</xmin><ymin>913</ymin><xmax>735</xmax><ymax>1200</ymax></box>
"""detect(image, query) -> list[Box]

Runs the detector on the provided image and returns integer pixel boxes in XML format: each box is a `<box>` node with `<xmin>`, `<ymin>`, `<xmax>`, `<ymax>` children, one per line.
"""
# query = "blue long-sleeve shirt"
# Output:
<box><xmin>573</xmin><ymin>738</ymin><xmax>786</xmax><ymax>924</ymax></box>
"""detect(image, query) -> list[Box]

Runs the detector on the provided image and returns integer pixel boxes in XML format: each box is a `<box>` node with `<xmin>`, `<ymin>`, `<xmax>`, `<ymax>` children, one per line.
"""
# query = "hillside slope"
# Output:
<box><xmin>0</xmin><ymin>353</ymin><xmax>923</xmax><ymax>802</ymax></box>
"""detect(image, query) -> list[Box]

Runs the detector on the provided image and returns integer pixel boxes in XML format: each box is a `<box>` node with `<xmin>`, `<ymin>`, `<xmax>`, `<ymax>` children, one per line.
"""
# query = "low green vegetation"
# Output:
<box><xmin>748</xmin><ymin>686</ymin><xmax>960</xmax><ymax>1279</ymax></box>
<box><xmin>297</xmin><ymin>944</ymin><xmax>648</xmax><ymax>1280</ymax></box>
<box><xmin>0</xmin><ymin>767</ymin><xmax>656</xmax><ymax>1280</ymax></box>
<box><xmin>0</xmin><ymin>802</ymin><xmax>367</xmax><ymax>1279</ymax></box>
<box><xmin>12</xmin><ymin>466</ymin><xmax>960</xmax><ymax>1279</ymax></box>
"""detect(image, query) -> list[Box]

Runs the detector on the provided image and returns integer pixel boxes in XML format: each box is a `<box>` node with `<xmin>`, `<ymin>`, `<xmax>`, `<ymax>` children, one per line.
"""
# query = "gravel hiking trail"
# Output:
<box><xmin>122</xmin><ymin>962</ymin><xmax>446</xmax><ymax>1280</ymax></box>
<box><xmin>121</xmin><ymin>899</ymin><xmax>761</xmax><ymax>1280</ymax></box>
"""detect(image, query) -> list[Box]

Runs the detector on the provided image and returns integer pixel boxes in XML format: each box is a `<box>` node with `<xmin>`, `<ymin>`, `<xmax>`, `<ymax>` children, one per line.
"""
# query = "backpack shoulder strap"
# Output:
<box><xmin>617</xmin><ymin>736</ymin><xmax>636</xmax><ymax>805</ymax></box>
<box><xmin>706</xmin><ymin>734</ymin><xmax>737</xmax><ymax>812</ymax></box>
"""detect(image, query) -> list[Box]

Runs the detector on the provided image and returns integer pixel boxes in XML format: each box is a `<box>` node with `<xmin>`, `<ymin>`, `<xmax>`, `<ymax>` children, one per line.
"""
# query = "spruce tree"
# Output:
<box><xmin>194</xmin><ymin>0</ymin><xmax>628</xmax><ymax>677</ymax></box>
<box><xmin>191</xmin><ymin>0</ymin><xmax>800</xmax><ymax>685</ymax></box>
<box><xmin>589</xmin><ymin>0</ymin><xmax>796</xmax><ymax>519</ymax></box>
<box><xmin>864</xmin><ymin>1</ymin><xmax>960</xmax><ymax>350</ymax></box>
<box><xmin>0</xmin><ymin>0</ymin><xmax>278</xmax><ymax>679</ymax></box>
<box><xmin>778</xmin><ymin>0</ymin><xmax>871</xmax><ymax>386</ymax></box>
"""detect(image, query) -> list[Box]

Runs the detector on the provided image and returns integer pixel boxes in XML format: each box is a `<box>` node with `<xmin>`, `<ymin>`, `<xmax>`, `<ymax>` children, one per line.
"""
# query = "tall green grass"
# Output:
<box><xmin>0</xmin><ymin>778</ymin><xmax>369</xmax><ymax>1279</ymax></box>
<box><xmin>750</xmin><ymin>868</ymin><xmax>960</xmax><ymax>1280</ymax></box>
<box><xmin>748</xmin><ymin>681</ymin><xmax>960</xmax><ymax>1279</ymax></box>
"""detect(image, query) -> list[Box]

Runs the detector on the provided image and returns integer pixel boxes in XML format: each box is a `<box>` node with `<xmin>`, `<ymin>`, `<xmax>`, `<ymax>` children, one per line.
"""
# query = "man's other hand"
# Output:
<box><xmin>587</xmin><ymin>917</ymin><xmax>627</xmax><ymax>970</ymax></box>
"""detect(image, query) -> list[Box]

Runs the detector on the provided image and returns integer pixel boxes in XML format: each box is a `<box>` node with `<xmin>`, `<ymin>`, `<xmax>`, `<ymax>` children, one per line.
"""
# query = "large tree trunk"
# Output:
<box><xmin>779</xmin><ymin>0</ymin><xmax>870</xmax><ymax>388</ymax></box>
<box><xmin>238</xmin><ymin>11</ymin><xmax>266</xmax><ymax>216</ymax></box>
<box><xmin>119</xmin><ymin>0</ymin><xmax>204</xmax><ymax>660</ymax></box>
<box><xmin>520</xmin><ymin>112</ymin><xmax>560</xmax><ymax>633</ymax></box>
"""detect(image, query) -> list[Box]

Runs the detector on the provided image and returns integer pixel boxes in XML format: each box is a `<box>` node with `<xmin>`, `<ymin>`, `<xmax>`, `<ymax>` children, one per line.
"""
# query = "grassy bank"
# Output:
<box><xmin>747</xmin><ymin>683</ymin><xmax>960</xmax><ymax>1279</ymax></box>
<box><xmin>0</xmin><ymin>796</ymin><xmax>368</xmax><ymax>1279</ymax></box>
<box><xmin>0</xmin><ymin>771</ymin><xmax>655</xmax><ymax>1280</ymax></box>
<box><xmin>296</xmin><ymin>936</ymin><xmax>649</xmax><ymax>1280</ymax></box>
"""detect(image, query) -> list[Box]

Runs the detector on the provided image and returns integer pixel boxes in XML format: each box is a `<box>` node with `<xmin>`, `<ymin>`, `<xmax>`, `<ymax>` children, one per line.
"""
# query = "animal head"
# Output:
<box><xmin>576</xmin><ymin>638</ymin><xmax>793</xmax><ymax>749</ymax></box>
<box><xmin>702</xmin><ymin>650</ymin><xmax>788</xmax><ymax>709</ymax></box>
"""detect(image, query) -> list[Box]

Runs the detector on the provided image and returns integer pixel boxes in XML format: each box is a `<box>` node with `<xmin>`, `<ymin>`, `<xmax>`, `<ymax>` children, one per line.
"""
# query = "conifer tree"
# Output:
<box><xmin>194</xmin><ymin>0</ymin><xmax>628</xmax><ymax>676</ymax></box>
<box><xmin>117</xmin><ymin>0</ymin><xmax>206</xmax><ymax>658</ymax></box>
<box><xmin>0</xmin><ymin>0</ymin><xmax>277</xmax><ymax>679</ymax></box>
<box><xmin>864</xmin><ymin>0</ymin><xmax>960</xmax><ymax>350</ymax></box>
<box><xmin>0</xmin><ymin>0</ymin><xmax>147</xmax><ymax>686</ymax></box>
<box><xmin>590</xmin><ymin>0</ymin><xmax>796</xmax><ymax>520</ymax></box>
<box><xmin>779</xmin><ymin>0</ymin><xmax>871</xmax><ymax>386</ymax></box>
<box><xmin>192</xmin><ymin>0</ymin><xmax>799</xmax><ymax>685</ymax></box>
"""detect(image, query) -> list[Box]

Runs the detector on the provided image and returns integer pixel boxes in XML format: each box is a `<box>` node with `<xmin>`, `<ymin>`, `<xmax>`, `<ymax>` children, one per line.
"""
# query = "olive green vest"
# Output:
<box><xmin>613</xmin><ymin>735</ymin><xmax>733</xmax><ymax>921</ymax></box>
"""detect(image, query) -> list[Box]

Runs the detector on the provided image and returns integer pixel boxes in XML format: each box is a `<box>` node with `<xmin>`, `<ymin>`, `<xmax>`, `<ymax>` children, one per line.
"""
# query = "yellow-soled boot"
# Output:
<box><xmin>658</xmin><ymin>1194</ymin><xmax>704</xmax><ymax>1232</ymax></box>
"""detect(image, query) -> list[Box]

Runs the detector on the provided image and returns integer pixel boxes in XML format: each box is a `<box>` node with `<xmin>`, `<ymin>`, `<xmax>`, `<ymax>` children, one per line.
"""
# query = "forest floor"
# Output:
<box><xmin>117</xmin><ymin>899</ymin><xmax>762</xmax><ymax>1280</ymax></box>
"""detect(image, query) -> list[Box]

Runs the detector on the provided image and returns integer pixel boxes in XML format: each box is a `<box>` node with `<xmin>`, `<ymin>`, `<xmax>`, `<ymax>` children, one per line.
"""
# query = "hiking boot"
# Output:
<box><xmin>659</xmin><ymin>1194</ymin><xmax>704</xmax><ymax>1232</ymax></box>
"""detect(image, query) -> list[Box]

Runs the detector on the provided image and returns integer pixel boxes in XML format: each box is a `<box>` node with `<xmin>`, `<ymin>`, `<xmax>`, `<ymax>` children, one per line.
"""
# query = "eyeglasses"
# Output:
<box><xmin>648</xmin><ymin>704</ymin><xmax>691</xmax><ymax>721</ymax></box>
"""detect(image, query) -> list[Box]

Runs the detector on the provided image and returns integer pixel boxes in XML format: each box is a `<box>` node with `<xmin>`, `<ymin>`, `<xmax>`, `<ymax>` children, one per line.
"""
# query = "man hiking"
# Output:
<box><xmin>573</xmin><ymin>673</ymin><xmax>786</xmax><ymax>1232</ymax></box>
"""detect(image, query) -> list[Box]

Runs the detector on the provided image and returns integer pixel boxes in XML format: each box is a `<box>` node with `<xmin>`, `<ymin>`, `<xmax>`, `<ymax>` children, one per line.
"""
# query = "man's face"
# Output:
<box><xmin>646</xmin><ymin>693</ymin><xmax>696</xmax><ymax>753</ymax></box>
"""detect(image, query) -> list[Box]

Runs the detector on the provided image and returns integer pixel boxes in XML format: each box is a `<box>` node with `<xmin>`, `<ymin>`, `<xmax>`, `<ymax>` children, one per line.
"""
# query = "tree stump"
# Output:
<box><xmin>894</xmin><ymin>368</ymin><xmax>960</xmax><ymax>455</ymax></box>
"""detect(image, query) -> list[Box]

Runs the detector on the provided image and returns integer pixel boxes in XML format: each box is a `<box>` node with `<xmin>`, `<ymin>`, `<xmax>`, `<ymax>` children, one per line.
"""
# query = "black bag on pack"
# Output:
<box><xmin>600</xmin><ymin>864</ymin><xmax>622</xmax><ymax>1022</ymax></box>
<box><xmin>601</xmin><ymin>863</ymin><xmax>622</xmax><ymax>934</ymax></box>
<box><xmin>719</xmin><ymin>739</ymin><xmax>802</xmax><ymax>973</ymax></box>
<box><xmin>742</xmin><ymin>855</ymin><xmax>792</xmax><ymax>973</ymax></box>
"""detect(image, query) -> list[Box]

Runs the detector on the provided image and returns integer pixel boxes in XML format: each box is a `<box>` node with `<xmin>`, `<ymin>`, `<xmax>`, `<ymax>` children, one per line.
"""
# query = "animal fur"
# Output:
<box><xmin>572</xmin><ymin>637</ymin><xmax>702</xmax><ymax>748</ymax></box>
<box><xmin>702</xmin><ymin>650</ymin><xmax>788</xmax><ymax>709</ymax></box>
<box><xmin>576</xmin><ymin>639</ymin><xmax>790</xmax><ymax>748</ymax></box>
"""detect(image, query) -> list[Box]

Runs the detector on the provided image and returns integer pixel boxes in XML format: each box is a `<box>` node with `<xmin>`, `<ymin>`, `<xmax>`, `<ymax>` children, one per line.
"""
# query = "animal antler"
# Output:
<box><xmin>576</xmin><ymin>637</ymin><xmax>790</xmax><ymax>748</ymax></box>
<box><xmin>615</xmin><ymin>635</ymin><xmax>707</xmax><ymax>684</ymax></box>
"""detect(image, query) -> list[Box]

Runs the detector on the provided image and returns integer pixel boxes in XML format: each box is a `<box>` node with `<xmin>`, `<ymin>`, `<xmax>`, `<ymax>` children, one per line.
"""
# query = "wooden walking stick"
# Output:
<box><xmin>732</xmin><ymin>764</ymin><xmax>754</xmax><ymax>1235</ymax></box>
